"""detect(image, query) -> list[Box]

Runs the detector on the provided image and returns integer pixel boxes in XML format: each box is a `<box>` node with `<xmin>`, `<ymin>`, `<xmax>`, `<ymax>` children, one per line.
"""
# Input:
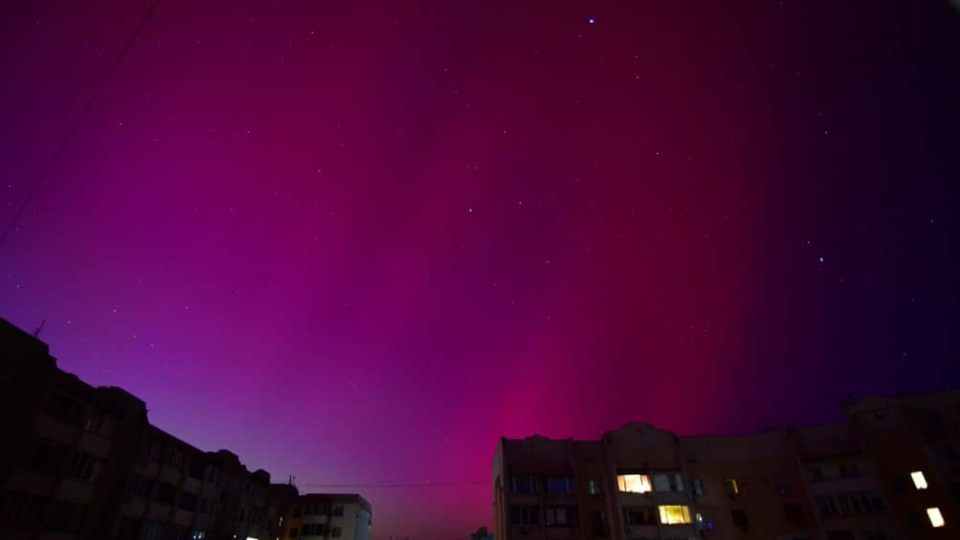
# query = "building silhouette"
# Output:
<box><xmin>0</xmin><ymin>317</ymin><xmax>371</xmax><ymax>540</ymax></box>
<box><xmin>493</xmin><ymin>393</ymin><xmax>959</xmax><ymax>540</ymax></box>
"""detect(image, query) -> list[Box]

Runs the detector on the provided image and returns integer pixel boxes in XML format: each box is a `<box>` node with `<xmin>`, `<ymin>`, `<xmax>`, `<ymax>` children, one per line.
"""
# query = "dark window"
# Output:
<box><xmin>143</xmin><ymin>520</ymin><xmax>163</xmax><ymax>540</ymax></box>
<box><xmin>179</xmin><ymin>492</ymin><xmax>198</xmax><ymax>512</ymax></box>
<box><xmin>510</xmin><ymin>476</ymin><xmax>537</xmax><ymax>494</ymax></box>
<box><xmin>332</xmin><ymin>527</ymin><xmax>342</xmax><ymax>538</ymax></box>
<box><xmin>952</xmin><ymin>481</ymin><xmax>960</xmax><ymax>503</ymax></box>
<box><xmin>775</xmin><ymin>473</ymin><xmax>794</xmax><ymax>491</ymax></box>
<box><xmin>731</xmin><ymin>510</ymin><xmax>749</xmax><ymax>531</ymax></box>
<box><xmin>811</xmin><ymin>467</ymin><xmax>824</xmax><ymax>481</ymax></box>
<box><xmin>693</xmin><ymin>479</ymin><xmax>705</xmax><ymax>498</ymax></box>
<box><xmin>839</xmin><ymin>463</ymin><xmax>861</xmax><ymax>478</ymax></box>
<box><xmin>128</xmin><ymin>475</ymin><xmax>151</xmax><ymax>499</ymax></box>
<box><xmin>864</xmin><ymin>532</ymin><xmax>887</xmax><ymax>540</ymax></box>
<box><xmin>67</xmin><ymin>450</ymin><xmax>97</xmax><ymax>481</ymax></box>
<box><xmin>0</xmin><ymin>490</ymin><xmax>44</xmax><ymax>526</ymax></box>
<box><xmin>624</xmin><ymin>507</ymin><xmax>655</xmax><ymax>526</ymax></box>
<box><xmin>289</xmin><ymin>527</ymin><xmax>299</xmax><ymax>538</ymax></box>
<box><xmin>547</xmin><ymin>476</ymin><xmax>574</xmax><ymax>495</ymax></box>
<box><xmin>29</xmin><ymin>439</ymin><xmax>63</xmax><ymax>474</ymax></box>
<box><xmin>908</xmin><ymin>510</ymin><xmax>923</xmax><ymax>528</ymax></box>
<box><xmin>45</xmin><ymin>500</ymin><xmax>82</xmax><ymax>533</ymax></box>
<box><xmin>510</xmin><ymin>505</ymin><xmax>540</xmax><ymax>526</ymax></box>
<box><xmin>118</xmin><ymin>515</ymin><xmax>141</xmax><ymax>538</ymax></box>
<box><xmin>156</xmin><ymin>484</ymin><xmax>177</xmax><ymax>506</ymax></box>
<box><xmin>892</xmin><ymin>474</ymin><xmax>907</xmax><ymax>492</ymax></box>
<box><xmin>784</xmin><ymin>504</ymin><xmax>803</xmax><ymax>522</ymax></box>
<box><xmin>43</xmin><ymin>393</ymin><xmax>85</xmax><ymax>426</ymax></box>
<box><xmin>590</xmin><ymin>511</ymin><xmax>607</xmax><ymax>536</ymax></box>
<box><xmin>545</xmin><ymin>506</ymin><xmax>578</xmax><ymax>527</ymax></box>
<box><xmin>334</xmin><ymin>505</ymin><xmax>344</xmax><ymax>517</ymax></box>
<box><xmin>292</xmin><ymin>506</ymin><xmax>302</xmax><ymax>518</ymax></box>
<box><xmin>827</xmin><ymin>532</ymin><xmax>855</xmax><ymax>540</ymax></box>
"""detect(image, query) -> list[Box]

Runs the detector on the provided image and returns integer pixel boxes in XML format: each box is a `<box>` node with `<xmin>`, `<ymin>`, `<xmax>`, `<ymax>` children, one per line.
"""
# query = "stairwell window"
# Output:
<box><xmin>658</xmin><ymin>505</ymin><xmax>692</xmax><ymax>525</ymax></box>
<box><xmin>617</xmin><ymin>474</ymin><xmax>651</xmax><ymax>494</ymax></box>
<box><xmin>927</xmin><ymin>507</ymin><xmax>945</xmax><ymax>528</ymax></box>
<box><xmin>910</xmin><ymin>471</ymin><xmax>928</xmax><ymax>490</ymax></box>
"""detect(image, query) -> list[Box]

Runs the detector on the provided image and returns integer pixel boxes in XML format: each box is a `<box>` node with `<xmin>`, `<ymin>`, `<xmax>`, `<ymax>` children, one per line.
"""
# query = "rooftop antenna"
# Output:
<box><xmin>33</xmin><ymin>318</ymin><xmax>46</xmax><ymax>339</ymax></box>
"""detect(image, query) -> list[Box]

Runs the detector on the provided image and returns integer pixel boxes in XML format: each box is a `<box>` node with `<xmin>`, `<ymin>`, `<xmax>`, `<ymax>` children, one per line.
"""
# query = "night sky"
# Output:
<box><xmin>2</xmin><ymin>0</ymin><xmax>960</xmax><ymax>538</ymax></box>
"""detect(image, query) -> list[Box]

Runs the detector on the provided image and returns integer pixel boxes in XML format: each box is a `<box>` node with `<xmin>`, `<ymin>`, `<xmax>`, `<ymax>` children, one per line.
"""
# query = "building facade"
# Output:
<box><xmin>274</xmin><ymin>493</ymin><xmax>373</xmax><ymax>540</ymax></box>
<box><xmin>493</xmin><ymin>390</ymin><xmax>960</xmax><ymax>540</ymax></box>
<box><xmin>0</xmin><ymin>318</ymin><xmax>372</xmax><ymax>540</ymax></box>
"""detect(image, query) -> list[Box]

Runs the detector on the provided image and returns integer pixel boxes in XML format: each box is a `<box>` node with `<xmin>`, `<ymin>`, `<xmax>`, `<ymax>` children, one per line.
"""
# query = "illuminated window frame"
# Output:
<box><xmin>910</xmin><ymin>471</ymin><xmax>928</xmax><ymax>490</ymax></box>
<box><xmin>658</xmin><ymin>505</ymin><xmax>692</xmax><ymax>525</ymax></box>
<box><xmin>617</xmin><ymin>474</ymin><xmax>652</xmax><ymax>494</ymax></box>
<box><xmin>927</xmin><ymin>507</ymin><xmax>945</xmax><ymax>528</ymax></box>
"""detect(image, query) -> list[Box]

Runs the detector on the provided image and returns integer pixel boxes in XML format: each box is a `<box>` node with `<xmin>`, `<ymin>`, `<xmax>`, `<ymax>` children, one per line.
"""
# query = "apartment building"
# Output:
<box><xmin>0</xmin><ymin>317</ymin><xmax>367</xmax><ymax>540</ymax></box>
<box><xmin>494</xmin><ymin>390</ymin><xmax>960</xmax><ymax>540</ymax></box>
<box><xmin>274</xmin><ymin>493</ymin><xmax>373</xmax><ymax>540</ymax></box>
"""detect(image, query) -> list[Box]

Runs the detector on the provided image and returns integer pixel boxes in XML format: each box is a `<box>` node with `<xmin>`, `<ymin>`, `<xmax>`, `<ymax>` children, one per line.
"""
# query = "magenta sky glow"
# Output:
<box><xmin>2</xmin><ymin>1</ymin><xmax>960</xmax><ymax>539</ymax></box>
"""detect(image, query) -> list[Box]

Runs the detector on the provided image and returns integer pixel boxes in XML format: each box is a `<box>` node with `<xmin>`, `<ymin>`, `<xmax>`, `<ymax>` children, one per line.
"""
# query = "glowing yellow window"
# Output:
<box><xmin>927</xmin><ymin>507</ymin><xmax>945</xmax><ymax>528</ymax></box>
<box><xmin>725</xmin><ymin>478</ymin><xmax>740</xmax><ymax>497</ymax></box>
<box><xmin>910</xmin><ymin>471</ymin><xmax>928</xmax><ymax>490</ymax></box>
<box><xmin>658</xmin><ymin>505</ymin><xmax>692</xmax><ymax>525</ymax></box>
<box><xmin>617</xmin><ymin>474</ymin><xmax>652</xmax><ymax>494</ymax></box>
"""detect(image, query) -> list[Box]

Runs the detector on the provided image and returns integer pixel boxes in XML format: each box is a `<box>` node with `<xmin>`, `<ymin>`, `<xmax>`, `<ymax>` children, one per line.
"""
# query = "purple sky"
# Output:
<box><xmin>2</xmin><ymin>1</ymin><xmax>960</xmax><ymax>539</ymax></box>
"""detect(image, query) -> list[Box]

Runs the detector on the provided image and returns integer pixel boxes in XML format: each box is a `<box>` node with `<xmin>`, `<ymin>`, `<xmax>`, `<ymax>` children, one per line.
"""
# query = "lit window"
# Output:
<box><xmin>910</xmin><ymin>471</ymin><xmax>928</xmax><ymax>490</ymax></box>
<box><xmin>617</xmin><ymin>474</ymin><xmax>652</xmax><ymax>494</ymax></box>
<box><xmin>658</xmin><ymin>505</ymin><xmax>692</xmax><ymax>525</ymax></box>
<box><xmin>927</xmin><ymin>507</ymin><xmax>945</xmax><ymax>528</ymax></box>
<box><xmin>725</xmin><ymin>478</ymin><xmax>740</xmax><ymax>498</ymax></box>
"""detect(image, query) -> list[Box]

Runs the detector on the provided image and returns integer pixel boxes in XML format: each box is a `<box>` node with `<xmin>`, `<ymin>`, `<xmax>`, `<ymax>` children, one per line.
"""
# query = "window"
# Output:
<box><xmin>333</xmin><ymin>505</ymin><xmax>344</xmax><ymax>517</ymax></box>
<box><xmin>128</xmin><ymin>474</ymin><xmax>151</xmax><ymax>499</ymax></box>
<box><xmin>143</xmin><ymin>520</ymin><xmax>164</xmax><ymax>540</ymax></box>
<box><xmin>29</xmin><ymin>439</ymin><xmax>62</xmax><ymax>474</ymax></box>
<box><xmin>816</xmin><ymin>492</ymin><xmax>886</xmax><ymax>518</ymax></box>
<box><xmin>545</xmin><ymin>506</ymin><xmax>578</xmax><ymax>527</ymax></box>
<box><xmin>731</xmin><ymin>509</ymin><xmax>749</xmax><ymax>531</ymax></box>
<box><xmin>331</xmin><ymin>527</ymin><xmax>342</xmax><ymax>538</ymax></box>
<box><xmin>863</xmin><ymin>532</ymin><xmax>887</xmax><ymax>540</ymax></box>
<box><xmin>166</xmin><ymin>449</ymin><xmax>185</xmax><ymax>470</ymax></box>
<box><xmin>510</xmin><ymin>476</ymin><xmax>537</xmax><ymax>494</ymax></box>
<box><xmin>179</xmin><ymin>492</ymin><xmax>198</xmax><ymax>512</ymax></box>
<box><xmin>839</xmin><ymin>463</ymin><xmax>859</xmax><ymax>478</ymax></box>
<box><xmin>510</xmin><ymin>505</ymin><xmax>539</xmax><ymax>526</ymax></box>
<box><xmin>616</xmin><ymin>474</ymin><xmax>651</xmax><ymax>494</ymax></box>
<box><xmin>289</xmin><ymin>528</ymin><xmax>299</xmax><ymax>538</ymax></box>
<box><xmin>45</xmin><ymin>501</ymin><xmax>81</xmax><ymax>533</ymax></box>
<box><xmin>651</xmin><ymin>473</ymin><xmax>683</xmax><ymax>492</ymax></box>
<box><xmin>547</xmin><ymin>476</ymin><xmax>573</xmax><ymax>495</ymax></box>
<box><xmin>156</xmin><ymin>484</ymin><xmax>177</xmax><ymax>506</ymax></box>
<box><xmin>587</xmin><ymin>479</ymin><xmax>601</xmax><ymax>496</ymax></box>
<box><xmin>725</xmin><ymin>478</ymin><xmax>740</xmax><ymax>498</ymax></box>
<box><xmin>118</xmin><ymin>516</ymin><xmax>140</xmax><ymax>538</ymax></box>
<box><xmin>774</xmin><ymin>473</ymin><xmax>794</xmax><ymax>492</ymax></box>
<box><xmin>892</xmin><ymin>474</ymin><xmax>908</xmax><ymax>492</ymax></box>
<box><xmin>927</xmin><ymin>507</ymin><xmax>945</xmax><ymax>528</ymax></box>
<box><xmin>0</xmin><ymin>490</ymin><xmax>44</xmax><ymax>526</ymax></box>
<box><xmin>43</xmin><ymin>393</ymin><xmax>85</xmax><ymax>426</ymax></box>
<box><xmin>693</xmin><ymin>478</ymin><xmax>704</xmax><ymax>498</ymax></box>
<box><xmin>623</xmin><ymin>507</ymin><xmax>656</xmax><ymax>526</ymax></box>
<box><xmin>658</xmin><ymin>505</ymin><xmax>691</xmax><ymax>525</ymax></box>
<box><xmin>590</xmin><ymin>510</ymin><xmax>606</xmax><ymax>536</ymax></box>
<box><xmin>191</xmin><ymin>531</ymin><xmax>206</xmax><ymax>540</ymax></box>
<box><xmin>784</xmin><ymin>504</ymin><xmax>803</xmax><ymax>522</ymax></box>
<box><xmin>67</xmin><ymin>450</ymin><xmax>97</xmax><ymax>481</ymax></box>
<box><xmin>911</xmin><ymin>471</ymin><xmax>928</xmax><ymax>490</ymax></box>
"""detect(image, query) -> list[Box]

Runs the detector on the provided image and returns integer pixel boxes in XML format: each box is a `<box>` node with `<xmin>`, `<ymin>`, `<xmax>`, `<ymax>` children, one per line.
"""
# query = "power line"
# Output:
<box><xmin>0</xmin><ymin>0</ymin><xmax>165</xmax><ymax>253</ymax></box>
<box><xmin>295</xmin><ymin>480</ymin><xmax>486</xmax><ymax>490</ymax></box>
